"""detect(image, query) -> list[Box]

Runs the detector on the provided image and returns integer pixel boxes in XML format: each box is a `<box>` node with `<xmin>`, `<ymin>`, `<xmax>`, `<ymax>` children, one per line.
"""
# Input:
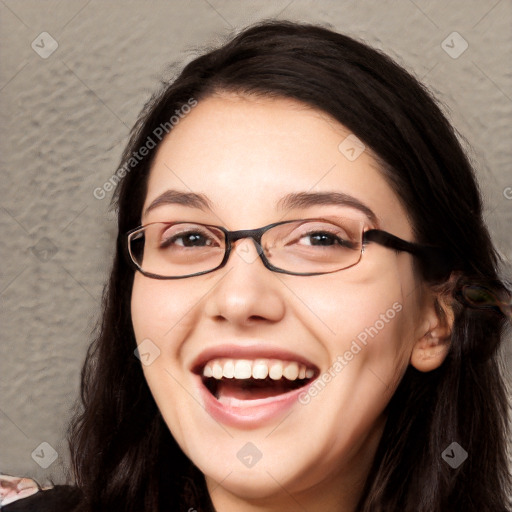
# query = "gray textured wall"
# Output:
<box><xmin>1</xmin><ymin>0</ymin><xmax>511</xmax><ymax>488</ymax></box>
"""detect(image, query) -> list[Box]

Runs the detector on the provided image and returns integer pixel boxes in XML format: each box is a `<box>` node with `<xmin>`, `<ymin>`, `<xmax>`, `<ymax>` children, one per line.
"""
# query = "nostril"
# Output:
<box><xmin>247</xmin><ymin>314</ymin><xmax>269</xmax><ymax>322</ymax></box>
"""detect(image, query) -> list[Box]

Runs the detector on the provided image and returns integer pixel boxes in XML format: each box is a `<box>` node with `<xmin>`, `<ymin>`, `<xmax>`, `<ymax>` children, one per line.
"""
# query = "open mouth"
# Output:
<box><xmin>196</xmin><ymin>358</ymin><xmax>318</xmax><ymax>406</ymax></box>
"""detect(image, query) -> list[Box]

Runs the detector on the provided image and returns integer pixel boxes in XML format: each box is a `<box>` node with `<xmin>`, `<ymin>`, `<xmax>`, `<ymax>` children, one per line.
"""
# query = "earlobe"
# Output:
<box><xmin>410</xmin><ymin>294</ymin><xmax>455</xmax><ymax>372</ymax></box>
<box><xmin>410</xmin><ymin>327</ymin><xmax>452</xmax><ymax>372</ymax></box>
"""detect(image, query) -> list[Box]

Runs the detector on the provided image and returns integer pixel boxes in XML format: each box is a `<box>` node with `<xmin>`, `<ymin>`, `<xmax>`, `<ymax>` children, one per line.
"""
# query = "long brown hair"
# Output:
<box><xmin>67</xmin><ymin>20</ymin><xmax>511</xmax><ymax>511</ymax></box>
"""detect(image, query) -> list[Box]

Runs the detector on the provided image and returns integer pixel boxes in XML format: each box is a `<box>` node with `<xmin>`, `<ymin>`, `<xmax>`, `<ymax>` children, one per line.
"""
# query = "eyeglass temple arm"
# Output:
<box><xmin>363</xmin><ymin>229</ymin><xmax>424</xmax><ymax>254</ymax></box>
<box><xmin>363</xmin><ymin>229</ymin><xmax>454</xmax><ymax>280</ymax></box>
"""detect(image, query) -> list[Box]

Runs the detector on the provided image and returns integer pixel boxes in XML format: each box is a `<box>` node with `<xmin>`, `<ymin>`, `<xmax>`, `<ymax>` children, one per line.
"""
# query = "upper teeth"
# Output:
<box><xmin>202</xmin><ymin>358</ymin><xmax>314</xmax><ymax>381</ymax></box>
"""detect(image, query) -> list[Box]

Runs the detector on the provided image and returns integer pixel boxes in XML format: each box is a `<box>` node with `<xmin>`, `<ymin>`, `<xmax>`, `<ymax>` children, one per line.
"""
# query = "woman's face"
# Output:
<box><xmin>131</xmin><ymin>93</ymin><xmax>432</xmax><ymax>508</ymax></box>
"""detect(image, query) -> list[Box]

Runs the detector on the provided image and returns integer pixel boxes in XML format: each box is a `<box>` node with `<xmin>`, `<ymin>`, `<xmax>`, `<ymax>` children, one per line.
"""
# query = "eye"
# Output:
<box><xmin>299</xmin><ymin>231</ymin><xmax>346</xmax><ymax>247</ymax></box>
<box><xmin>165</xmin><ymin>232</ymin><xmax>212</xmax><ymax>248</ymax></box>
<box><xmin>159</xmin><ymin>225</ymin><xmax>222</xmax><ymax>249</ymax></box>
<box><xmin>290</xmin><ymin>222</ymin><xmax>356</xmax><ymax>249</ymax></box>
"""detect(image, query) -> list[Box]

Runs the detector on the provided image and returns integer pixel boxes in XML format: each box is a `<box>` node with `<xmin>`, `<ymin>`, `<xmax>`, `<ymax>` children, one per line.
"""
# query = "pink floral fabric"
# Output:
<box><xmin>0</xmin><ymin>474</ymin><xmax>41</xmax><ymax>507</ymax></box>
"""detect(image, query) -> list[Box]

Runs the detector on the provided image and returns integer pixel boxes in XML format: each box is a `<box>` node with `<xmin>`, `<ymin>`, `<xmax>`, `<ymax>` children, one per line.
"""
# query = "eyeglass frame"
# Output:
<box><xmin>122</xmin><ymin>218</ymin><xmax>453</xmax><ymax>281</ymax></box>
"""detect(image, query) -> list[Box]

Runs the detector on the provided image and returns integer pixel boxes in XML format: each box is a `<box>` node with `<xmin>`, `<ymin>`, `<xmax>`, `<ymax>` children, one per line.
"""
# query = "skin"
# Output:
<box><xmin>131</xmin><ymin>93</ymin><xmax>453</xmax><ymax>512</ymax></box>
<box><xmin>0</xmin><ymin>475</ymin><xmax>41</xmax><ymax>506</ymax></box>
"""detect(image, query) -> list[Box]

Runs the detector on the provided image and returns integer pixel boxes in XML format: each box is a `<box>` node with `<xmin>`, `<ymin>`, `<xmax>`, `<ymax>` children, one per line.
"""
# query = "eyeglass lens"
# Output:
<box><xmin>129</xmin><ymin>218</ymin><xmax>365</xmax><ymax>278</ymax></box>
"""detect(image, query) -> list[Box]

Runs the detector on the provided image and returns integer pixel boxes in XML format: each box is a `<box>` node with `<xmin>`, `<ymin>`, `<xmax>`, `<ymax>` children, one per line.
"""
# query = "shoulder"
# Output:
<box><xmin>1</xmin><ymin>484</ymin><xmax>83</xmax><ymax>512</ymax></box>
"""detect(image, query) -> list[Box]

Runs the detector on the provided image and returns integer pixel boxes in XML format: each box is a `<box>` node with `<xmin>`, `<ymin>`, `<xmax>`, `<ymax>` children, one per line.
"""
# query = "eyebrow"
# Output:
<box><xmin>144</xmin><ymin>190</ymin><xmax>213</xmax><ymax>218</ymax></box>
<box><xmin>277</xmin><ymin>191</ymin><xmax>377</xmax><ymax>223</ymax></box>
<box><xmin>143</xmin><ymin>189</ymin><xmax>377</xmax><ymax>224</ymax></box>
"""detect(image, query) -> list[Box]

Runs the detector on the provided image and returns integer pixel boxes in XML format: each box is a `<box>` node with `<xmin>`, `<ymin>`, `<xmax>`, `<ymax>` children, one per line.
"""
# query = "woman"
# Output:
<box><xmin>3</xmin><ymin>20</ymin><xmax>510</xmax><ymax>512</ymax></box>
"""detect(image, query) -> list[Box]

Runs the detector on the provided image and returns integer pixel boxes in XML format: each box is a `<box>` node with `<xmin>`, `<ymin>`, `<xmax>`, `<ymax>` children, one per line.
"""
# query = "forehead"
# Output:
<box><xmin>143</xmin><ymin>93</ymin><xmax>411</xmax><ymax>235</ymax></box>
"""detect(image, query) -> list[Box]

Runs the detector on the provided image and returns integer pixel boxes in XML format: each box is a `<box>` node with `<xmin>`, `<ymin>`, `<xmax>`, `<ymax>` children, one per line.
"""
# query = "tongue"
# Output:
<box><xmin>216</xmin><ymin>378</ymin><xmax>296</xmax><ymax>401</ymax></box>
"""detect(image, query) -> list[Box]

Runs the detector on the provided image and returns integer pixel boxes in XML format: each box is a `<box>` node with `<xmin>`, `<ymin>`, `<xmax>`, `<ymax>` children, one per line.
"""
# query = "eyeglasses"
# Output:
<box><xmin>123</xmin><ymin>217</ymin><xmax>451</xmax><ymax>280</ymax></box>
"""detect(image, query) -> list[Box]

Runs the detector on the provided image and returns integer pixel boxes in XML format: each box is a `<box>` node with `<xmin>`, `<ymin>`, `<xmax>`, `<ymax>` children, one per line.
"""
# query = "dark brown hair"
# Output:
<box><xmin>67</xmin><ymin>20</ymin><xmax>511</xmax><ymax>512</ymax></box>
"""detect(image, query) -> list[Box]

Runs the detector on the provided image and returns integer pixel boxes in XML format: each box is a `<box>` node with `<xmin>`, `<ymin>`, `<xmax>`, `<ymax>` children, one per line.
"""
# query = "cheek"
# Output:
<box><xmin>131</xmin><ymin>274</ymin><xmax>201</xmax><ymax>347</ymax></box>
<box><xmin>291</xmin><ymin>260</ymin><xmax>418</xmax><ymax>420</ymax></box>
<box><xmin>293</xmin><ymin>257</ymin><xmax>412</xmax><ymax>352</ymax></box>
<box><xmin>130</xmin><ymin>275</ymin><xmax>203</xmax><ymax>451</ymax></box>
<box><xmin>130</xmin><ymin>276</ymin><xmax>200</xmax><ymax>408</ymax></box>
<box><xmin>299</xmin><ymin>281</ymin><xmax>410</xmax><ymax>404</ymax></box>
<box><xmin>287</xmin><ymin>290</ymin><xmax>410</xmax><ymax>469</ymax></box>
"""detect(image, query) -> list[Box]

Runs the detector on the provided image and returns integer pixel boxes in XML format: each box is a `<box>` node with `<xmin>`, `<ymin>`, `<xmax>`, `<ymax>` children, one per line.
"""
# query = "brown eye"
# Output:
<box><xmin>286</xmin><ymin>222</ymin><xmax>356</xmax><ymax>250</ymax></box>
<box><xmin>161</xmin><ymin>231</ymin><xmax>214</xmax><ymax>248</ymax></box>
<box><xmin>159</xmin><ymin>224</ymin><xmax>223</xmax><ymax>250</ymax></box>
<box><xmin>299</xmin><ymin>231</ymin><xmax>345</xmax><ymax>246</ymax></box>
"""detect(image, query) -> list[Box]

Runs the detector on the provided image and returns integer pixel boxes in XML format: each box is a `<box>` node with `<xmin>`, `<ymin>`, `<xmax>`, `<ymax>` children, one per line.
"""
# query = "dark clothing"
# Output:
<box><xmin>1</xmin><ymin>486</ymin><xmax>82</xmax><ymax>512</ymax></box>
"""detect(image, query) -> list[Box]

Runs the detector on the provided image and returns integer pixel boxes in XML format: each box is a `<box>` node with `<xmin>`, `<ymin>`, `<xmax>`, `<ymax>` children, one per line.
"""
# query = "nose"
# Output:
<box><xmin>203</xmin><ymin>237</ymin><xmax>286</xmax><ymax>326</ymax></box>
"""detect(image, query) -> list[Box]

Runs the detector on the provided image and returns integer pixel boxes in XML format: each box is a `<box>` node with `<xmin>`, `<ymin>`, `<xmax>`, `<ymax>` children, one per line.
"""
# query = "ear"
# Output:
<box><xmin>410</xmin><ymin>285</ymin><xmax>455</xmax><ymax>372</ymax></box>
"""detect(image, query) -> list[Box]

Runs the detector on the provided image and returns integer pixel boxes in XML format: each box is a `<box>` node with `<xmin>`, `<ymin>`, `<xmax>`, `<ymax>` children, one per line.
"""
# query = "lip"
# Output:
<box><xmin>190</xmin><ymin>343</ymin><xmax>319</xmax><ymax>429</ymax></box>
<box><xmin>190</xmin><ymin>343</ymin><xmax>319</xmax><ymax>374</ymax></box>
<box><xmin>196</xmin><ymin>373</ymin><xmax>314</xmax><ymax>429</ymax></box>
